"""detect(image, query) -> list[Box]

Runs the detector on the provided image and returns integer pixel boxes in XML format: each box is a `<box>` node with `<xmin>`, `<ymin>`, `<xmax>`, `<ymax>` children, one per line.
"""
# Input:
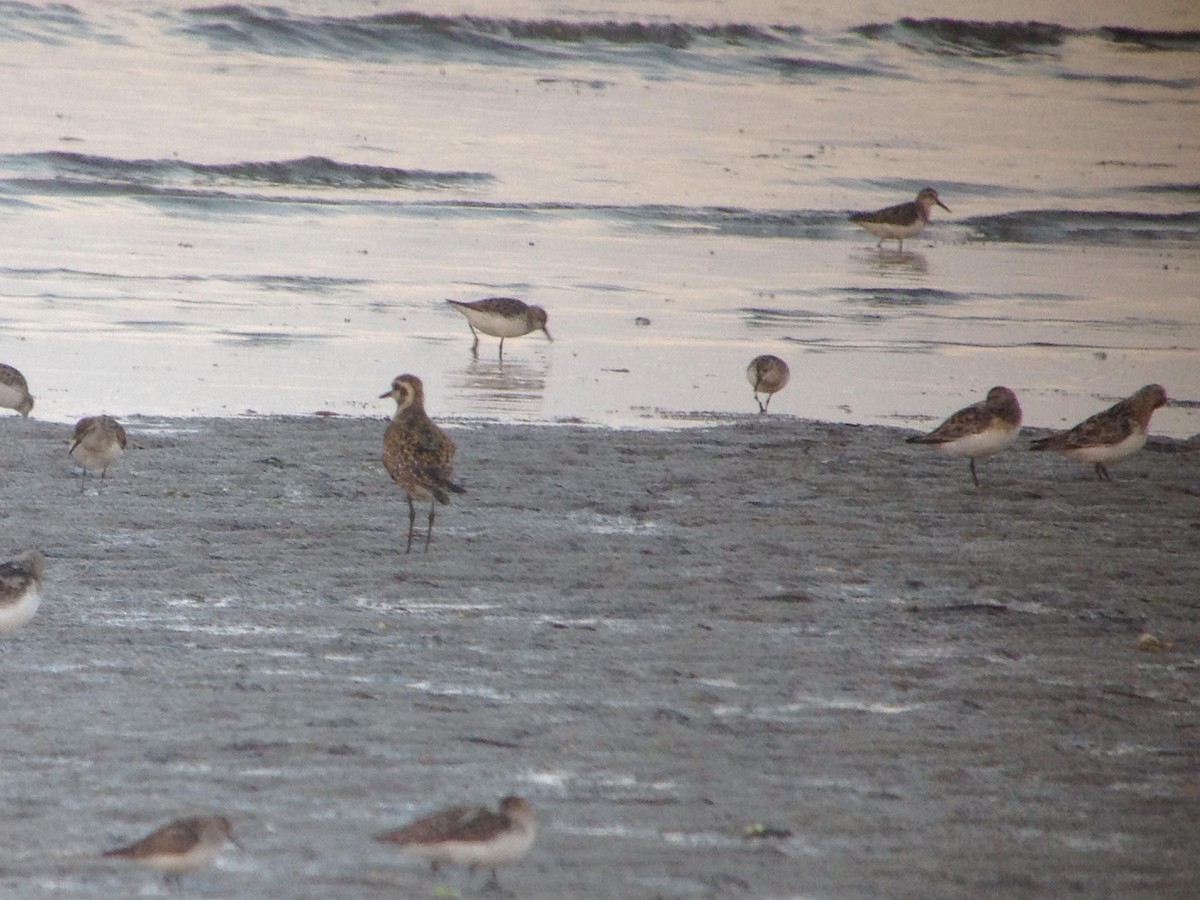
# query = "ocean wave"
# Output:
<box><xmin>852</xmin><ymin>18</ymin><xmax>1074</xmax><ymax>57</ymax></box>
<box><xmin>0</xmin><ymin>2</ymin><xmax>110</xmax><ymax>44</ymax></box>
<box><xmin>0</xmin><ymin>152</ymin><xmax>491</xmax><ymax>196</ymax></box>
<box><xmin>963</xmin><ymin>210</ymin><xmax>1200</xmax><ymax>245</ymax></box>
<box><xmin>1097</xmin><ymin>27</ymin><xmax>1200</xmax><ymax>51</ymax></box>
<box><xmin>179</xmin><ymin>5</ymin><xmax>786</xmax><ymax>63</ymax></box>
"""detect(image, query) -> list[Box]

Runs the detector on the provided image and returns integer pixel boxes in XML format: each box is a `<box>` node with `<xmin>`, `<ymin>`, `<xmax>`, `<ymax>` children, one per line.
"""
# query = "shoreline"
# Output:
<box><xmin>2</xmin><ymin>413</ymin><xmax>1197</xmax><ymax>899</ymax></box>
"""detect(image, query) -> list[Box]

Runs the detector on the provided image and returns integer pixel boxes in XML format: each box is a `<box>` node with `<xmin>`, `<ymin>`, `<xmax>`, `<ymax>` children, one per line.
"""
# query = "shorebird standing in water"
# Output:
<box><xmin>851</xmin><ymin>187</ymin><xmax>950</xmax><ymax>251</ymax></box>
<box><xmin>0</xmin><ymin>363</ymin><xmax>34</xmax><ymax>417</ymax></box>
<box><xmin>1029</xmin><ymin>384</ymin><xmax>1168</xmax><ymax>481</ymax></box>
<box><xmin>746</xmin><ymin>355</ymin><xmax>790</xmax><ymax>414</ymax></box>
<box><xmin>447</xmin><ymin>297</ymin><xmax>552</xmax><ymax>360</ymax></box>
<box><xmin>907</xmin><ymin>386</ymin><xmax>1023</xmax><ymax>487</ymax></box>
<box><xmin>380</xmin><ymin>374</ymin><xmax>465</xmax><ymax>553</ymax></box>
<box><xmin>376</xmin><ymin>795</ymin><xmax>536</xmax><ymax>892</ymax></box>
<box><xmin>102</xmin><ymin>815</ymin><xmax>237</xmax><ymax>887</ymax></box>
<box><xmin>69</xmin><ymin>415</ymin><xmax>127</xmax><ymax>491</ymax></box>
<box><xmin>0</xmin><ymin>550</ymin><xmax>45</xmax><ymax>635</ymax></box>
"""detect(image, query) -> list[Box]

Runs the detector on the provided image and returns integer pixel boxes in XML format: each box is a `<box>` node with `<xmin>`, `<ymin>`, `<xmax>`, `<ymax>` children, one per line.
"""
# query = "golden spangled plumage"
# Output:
<box><xmin>745</xmin><ymin>355</ymin><xmax>790</xmax><ymax>414</ymax></box>
<box><xmin>1029</xmin><ymin>383</ymin><xmax>1168</xmax><ymax>481</ymax></box>
<box><xmin>69</xmin><ymin>415</ymin><xmax>128</xmax><ymax>491</ymax></box>
<box><xmin>103</xmin><ymin>815</ymin><xmax>236</xmax><ymax>885</ymax></box>
<box><xmin>380</xmin><ymin>374</ymin><xmax>465</xmax><ymax>553</ymax></box>
<box><xmin>0</xmin><ymin>551</ymin><xmax>45</xmax><ymax>635</ymax></box>
<box><xmin>0</xmin><ymin>363</ymin><xmax>34</xmax><ymax>417</ymax></box>
<box><xmin>907</xmin><ymin>386</ymin><xmax>1023</xmax><ymax>487</ymax></box>
<box><xmin>376</xmin><ymin>796</ymin><xmax>536</xmax><ymax>891</ymax></box>
<box><xmin>447</xmin><ymin>297</ymin><xmax>552</xmax><ymax>360</ymax></box>
<box><xmin>851</xmin><ymin>187</ymin><xmax>951</xmax><ymax>250</ymax></box>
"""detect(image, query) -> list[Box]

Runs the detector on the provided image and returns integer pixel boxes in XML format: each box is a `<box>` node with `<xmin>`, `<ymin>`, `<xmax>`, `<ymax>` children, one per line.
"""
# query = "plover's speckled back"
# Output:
<box><xmin>0</xmin><ymin>363</ymin><xmax>34</xmax><ymax>417</ymax></box>
<box><xmin>746</xmin><ymin>355</ymin><xmax>790</xmax><ymax>414</ymax></box>
<box><xmin>907</xmin><ymin>386</ymin><xmax>1023</xmax><ymax>487</ymax></box>
<box><xmin>447</xmin><ymin>297</ymin><xmax>552</xmax><ymax>360</ymax></box>
<box><xmin>69</xmin><ymin>415</ymin><xmax>128</xmax><ymax>490</ymax></box>
<box><xmin>102</xmin><ymin>815</ymin><xmax>236</xmax><ymax>887</ymax></box>
<box><xmin>376</xmin><ymin>795</ymin><xmax>536</xmax><ymax>892</ymax></box>
<box><xmin>1030</xmin><ymin>384</ymin><xmax>1168</xmax><ymax>481</ymax></box>
<box><xmin>851</xmin><ymin>187</ymin><xmax>950</xmax><ymax>251</ymax></box>
<box><xmin>0</xmin><ymin>550</ymin><xmax>45</xmax><ymax>635</ymax></box>
<box><xmin>380</xmin><ymin>374</ymin><xmax>465</xmax><ymax>553</ymax></box>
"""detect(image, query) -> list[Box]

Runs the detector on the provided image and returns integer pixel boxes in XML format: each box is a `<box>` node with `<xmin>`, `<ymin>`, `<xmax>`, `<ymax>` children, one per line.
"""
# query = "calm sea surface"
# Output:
<box><xmin>0</xmin><ymin>1</ymin><xmax>1197</xmax><ymax>435</ymax></box>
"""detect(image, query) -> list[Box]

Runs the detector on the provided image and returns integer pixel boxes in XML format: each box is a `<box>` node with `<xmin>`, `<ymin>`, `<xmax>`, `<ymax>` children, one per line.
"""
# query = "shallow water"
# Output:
<box><xmin>0</xmin><ymin>1</ymin><xmax>1197</xmax><ymax>435</ymax></box>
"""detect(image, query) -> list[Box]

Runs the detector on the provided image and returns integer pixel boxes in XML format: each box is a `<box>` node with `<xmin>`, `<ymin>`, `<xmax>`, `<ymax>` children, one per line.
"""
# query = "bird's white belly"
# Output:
<box><xmin>0</xmin><ymin>382</ymin><xmax>26</xmax><ymax>410</ymax></box>
<box><xmin>936</xmin><ymin>426</ymin><xmax>1019</xmax><ymax>460</ymax></box>
<box><xmin>0</xmin><ymin>585</ymin><xmax>40</xmax><ymax>634</ymax></box>
<box><xmin>461</xmin><ymin>309</ymin><xmax>532</xmax><ymax>338</ymax></box>
<box><xmin>1062</xmin><ymin>432</ymin><xmax>1146</xmax><ymax>465</ymax></box>
<box><xmin>857</xmin><ymin>219</ymin><xmax>926</xmax><ymax>241</ymax></box>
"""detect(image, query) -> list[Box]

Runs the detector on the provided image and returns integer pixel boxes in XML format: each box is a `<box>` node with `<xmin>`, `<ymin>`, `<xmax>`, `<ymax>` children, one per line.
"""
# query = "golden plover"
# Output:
<box><xmin>381</xmin><ymin>374</ymin><xmax>465</xmax><ymax>553</ymax></box>
<box><xmin>907</xmin><ymin>386</ymin><xmax>1023</xmax><ymax>487</ymax></box>
<box><xmin>376</xmin><ymin>795</ymin><xmax>536</xmax><ymax>892</ymax></box>
<box><xmin>1029</xmin><ymin>384</ymin><xmax>1168</xmax><ymax>481</ymax></box>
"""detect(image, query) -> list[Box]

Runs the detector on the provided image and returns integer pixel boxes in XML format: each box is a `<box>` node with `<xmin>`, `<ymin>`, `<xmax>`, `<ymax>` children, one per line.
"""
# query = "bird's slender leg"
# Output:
<box><xmin>969</xmin><ymin>459</ymin><xmax>980</xmax><ymax>488</ymax></box>
<box><xmin>498</xmin><ymin>337</ymin><xmax>505</xmax><ymax>362</ymax></box>
<box><xmin>1096</xmin><ymin>463</ymin><xmax>1111</xmax><ymax>482</ymax></box>
<box><xmin>424</xmin><ymin>502</ymin><xmax>436</xmax><ymax>553</ymax></box>
<box><xmin>405</xmin><ymin>495</ymin><xmax>417</xmax><ymax>554</ymax></box>
<box><xmin>468</xmin><ymin>324</ymin><xmax>480</xmax><ymax>356</ymax></box>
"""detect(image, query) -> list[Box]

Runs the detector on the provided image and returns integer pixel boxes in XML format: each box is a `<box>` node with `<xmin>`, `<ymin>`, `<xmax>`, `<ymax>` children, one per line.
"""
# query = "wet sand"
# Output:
<box><xmin>1</xmin><ymin>413</ymin><xmax>1198</xmax><ymax>899</ymax></box>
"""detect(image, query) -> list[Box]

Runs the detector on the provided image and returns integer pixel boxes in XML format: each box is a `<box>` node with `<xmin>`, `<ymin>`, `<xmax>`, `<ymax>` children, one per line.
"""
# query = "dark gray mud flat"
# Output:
<box><xmin>1</xmin><ymin>415</ymin><xmax>1197</xmax><ymax>899</ymax></box>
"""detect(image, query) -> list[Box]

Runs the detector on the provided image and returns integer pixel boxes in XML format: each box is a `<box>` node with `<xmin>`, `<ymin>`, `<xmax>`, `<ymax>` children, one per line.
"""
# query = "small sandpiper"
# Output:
<box><xmin>0</xmin><ymin>551</ymin><xmax>45</xmax><ymax>635</ymax></box>
<box><xmin>746</xmin><ymin>355</ymin><xmax>790</xmax><ymax>414</ymax></box>
<box><xmin>907</xmin><ymin>386</ymin><xmax>1023</xmax><ymax>487</ymax></box>
<box><xmin>381</xmin><ymin>374</ymin><xmax>465</xmax><ymax>553</ymax></box>
<box><xmin>102</xmin><ymin>815</ymin><xmax>237</xmax><ymax>887</ymax></box>
<box><xmin>1029</xmin><ymin>384</ymin><xmax>1168</xmax><ymax>481</ymax></box>
<box><xmin>0</xmin><ymin>363</ymin><xmax>34</xmax><ymax>417</ymax></box>
<box><xmin>851</xmin><ymin>187</ymin><xmax>950</xmax><ymax>251</ymax></box>
<box><xmin>69</xmin><ymin>415</ymin><xmax>128</xmax><ymax>490</ymax></box>
<box><xmin>376</xmin><ymin>795</ymin><xmax>536</xmax><ymax>892</ymax></box>
<box><xmin>447</xmin><ymin>297</ymin><xmax>552</xmax><ymax>360</ymax></box>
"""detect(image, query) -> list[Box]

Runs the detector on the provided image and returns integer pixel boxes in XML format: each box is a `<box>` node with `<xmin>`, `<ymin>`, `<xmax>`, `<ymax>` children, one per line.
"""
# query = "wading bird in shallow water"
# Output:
<box><xmin>381</xmin><ymin>374</ymin><xmax>465</xmax><ymax>553</ymax></box>
<box><xmin>1029</xmin><ymin>383</ymin><xmax>1168</xmax><ymax>481</ymax></box>
<box><xmin>0</xmin><ymin>550</ymin><xmax>45</xmax><ymax>635</ymax></box>
<box><xmin>851</xmin><ymin>187</ymin><xmax>950</xmax><ymax>251</ymax></box>
<box><xmin>0</xmin><ymin>363</ymin><xmax>34</xmax><ymax>417</ymax></box>
<box><xmin>102</xmin><ymin>815</ymin><xmax>237</xmax><ymax>888</ymax></box>
<box><xmin>447</xmin><ymin>297</ymin><xmax>552</xmax><ymax>360</ymax></box>
<box><xmin>376</xmin><ymin>795</ymin><xmax>536</xmax><ymax>892</ymax></box>
<box><xmin>69</xmin><ymin>415</ymin><xmax>127</xmax><ymax>490</ymax></box>
<box><xmin>906</xmin><ymin>386</ymin><xmax>1023</xmax><ymax>487</ymax></box>
<box><xmin>746</xmin><ymin>355</ymin><xmax>790</xmax><ymax>413</ymax></box>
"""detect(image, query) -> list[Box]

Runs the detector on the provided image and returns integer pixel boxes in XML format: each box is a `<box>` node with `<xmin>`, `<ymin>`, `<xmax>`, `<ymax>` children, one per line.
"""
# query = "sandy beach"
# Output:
<box><xmin>1</xmin><ymin>412</ymin><xmax>1197</xmax><ymax>899</ymax></box>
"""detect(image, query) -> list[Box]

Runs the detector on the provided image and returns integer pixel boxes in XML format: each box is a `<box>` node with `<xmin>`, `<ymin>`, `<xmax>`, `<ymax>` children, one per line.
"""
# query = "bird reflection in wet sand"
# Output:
<box><xmin>380</xmin><ymin>374</ymin><xmax>465</xmax><ymax>553</ymax></box>
<box><xmin>453</xmin><ymin>356</ymin><xmax>547</xmax><ymax>420</ymax></box>
<box><xmin>851</xmin><ymin>187</ymin><xmax>950</xmax><ymax>251</ymax></box>
<box><xmin>1029</xmin><ymin>383</ymin><xmax>1168</xmax><ymax>481</ymax></box>
<box><xmin>746</xmin><ymin>355</ymin><xmax>789</xmax><ymax>414</ymax></box>
<box><xmin>102</xmin><ymin>815</ymin><xmax>237</xmax><ymax>888</ymax></box>
<box><xmin>447</xmin><ymin>297</ymin><xmax>552</xmax><ymax>361</ymax></box>
<box><xmin>376</xmin><ymin>795</ymin><xmax>536</xmax><ymax>893</ymax></box>
<box><xmin>907</xmin><ymin>386</ymin><xmax>1022</xmax><ymax>487</ymax></box>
